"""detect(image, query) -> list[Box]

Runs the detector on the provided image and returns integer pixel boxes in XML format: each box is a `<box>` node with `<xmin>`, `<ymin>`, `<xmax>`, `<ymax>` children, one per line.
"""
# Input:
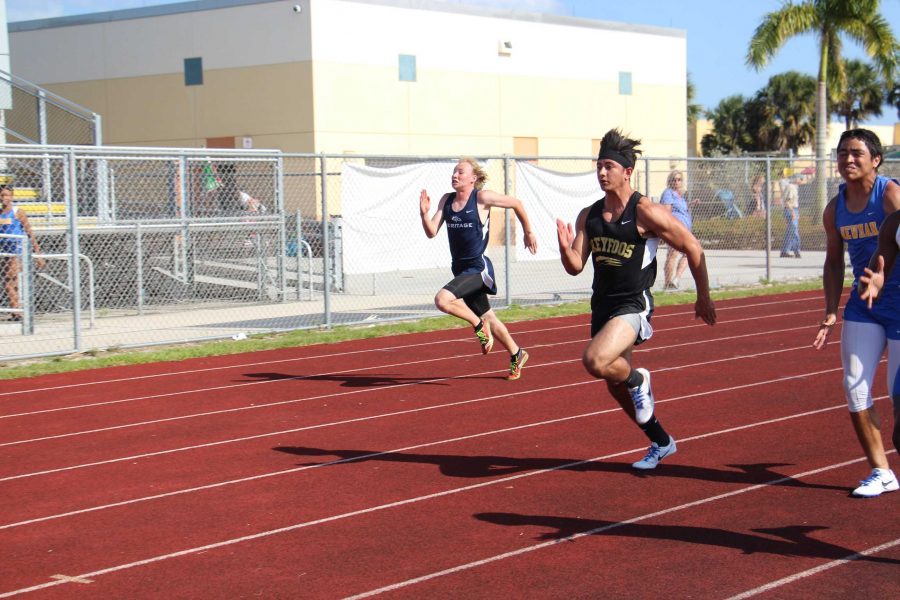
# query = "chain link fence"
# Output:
<box><xmin>2</xmin><ymin>144</ymin><xmax>897</xmax><ymax>360</ymax></box>
<box><xmin>0</xmin><ymin>69</ymin><xmax>101</xmax><ymax>146</ymax></box>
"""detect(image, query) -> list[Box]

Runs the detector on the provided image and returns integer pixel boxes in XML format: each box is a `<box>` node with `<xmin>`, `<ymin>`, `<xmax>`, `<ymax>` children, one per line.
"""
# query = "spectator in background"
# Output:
<box><xmin>659</xmin><ymin>170</ymin><xmax>696</xmax><ymax>289</ymax></box>
<box><xmin>0</xmin><ymin>185</ymin><xmax>45</xmax><ymax>321</ymax></box>
<box><xmin>239</xmin><ymin>191</ymin><xmax>267</xmax><ymax>214</ymax></box>
<box><xmin>239</xmin><ymin>191</ymin><xmax>267</xmax><ymax>248</ymax></box>
<box><xmin>748</xmin><ymin>174</ymin><xmax>767</xmax><ymax>216</ymax></box>
<box><xmin>780</xmin><ymin>176</ymin><xmax>801</xmax><ymax>258</ymax></box>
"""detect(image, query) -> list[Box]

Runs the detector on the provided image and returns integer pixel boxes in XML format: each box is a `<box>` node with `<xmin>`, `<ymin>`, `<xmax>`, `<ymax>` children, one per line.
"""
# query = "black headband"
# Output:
<box><xmin>597</xmin><ymin>148</ymin><xmax>634</xmax><ymax>169</ymax></box>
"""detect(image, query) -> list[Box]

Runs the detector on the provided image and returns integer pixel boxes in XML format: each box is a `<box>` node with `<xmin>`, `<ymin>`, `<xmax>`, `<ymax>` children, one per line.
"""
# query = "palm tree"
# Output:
<box><xmin>754</xmin><ymin>71</ymin><xmax>817</xmax><ymax>153</ymax></box>
<box><xmin>687</xmin><ymin>72</ymin><xmax>703</xmax><ymax>125</ymax></box>
<box><xmin>830</xmin><ymin>59</ymin><xmax>885</xmax><ymax>128</ymax></box>
<box><xmin>701</xmin><ymin>95</ymin><xmax>753</xmax><ymax>156</ymax></box>
<box><xmin>747</xmin><ymin>0</ymin><xmax>898</xmax><ymax>210</ymax></box>
<box><xmin>889</xmin><ymin>83</ymin><xmax>900</xmax><ymax>120</ymax></box>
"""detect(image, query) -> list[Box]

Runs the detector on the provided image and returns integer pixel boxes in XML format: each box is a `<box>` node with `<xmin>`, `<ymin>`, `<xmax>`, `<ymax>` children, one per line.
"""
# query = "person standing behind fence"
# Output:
<box><xmin>748</xmin><ymin>174</ymin><xmax>767</xmax><ymax>216</ymax></box>
<box><xmin>813</xmin><ymin>128</ymin><xmax>900</xmax><ymax>498</ymax></box>
<box><xmin>659</xmin><ymin>170</ymin><xmax>696</xmax><ymax>289</ymax></box>
<box><xmin>556</xmin><ymin>129</ymin><xmax>716</xmax><ymax>470</ymax></box>
<box><xmin>0</xmin><ymin>185</ymin><xmax>44</xmax><ymax>321</ymax></box>
<box><xmin>780</xmin><ymin>176</ymin><xmax>801</xmax><ymax>258</ymax></box>
<box><xmin>419</xmin><ymin>158</ymin><xmax>538</xmax><ymax>380</ymax></box>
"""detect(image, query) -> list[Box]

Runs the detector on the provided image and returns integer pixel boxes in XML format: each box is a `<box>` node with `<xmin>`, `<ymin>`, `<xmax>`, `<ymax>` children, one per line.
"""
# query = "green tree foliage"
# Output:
<box><xmin>702</xmin><ymin>95</ymin><xmax>753</xmax><ymax>156</ymax></box>
<box><xmin>747</xmin><ymin>0</ymin><xmax>898</xmax><ymax>209</ymax></box>
<box><xmin>753</xmin><ymin>71</ymin><xmax>817</xmax><ymax>153</ymax></box>
<box><xmin>830</xmin><ymin>59</ymin><xmax>885</xmax><ymax>128</ymax></box>
<box><xmin>687</xmin><ymin>72</ymin><xmax>703</xmax><ymax>125</ymax></box>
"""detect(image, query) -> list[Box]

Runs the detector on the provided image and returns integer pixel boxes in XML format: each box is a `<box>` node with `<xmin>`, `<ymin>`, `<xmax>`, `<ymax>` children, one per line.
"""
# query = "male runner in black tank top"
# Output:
<box><xmin>420</xmin><ymin>158</ymin><xmax>539</xmax><ymax>380</ymax></box>
<box><xmin>557</xmin><ymin>129</ymin><xmax>717</xmax><ymax>469</ymax></box>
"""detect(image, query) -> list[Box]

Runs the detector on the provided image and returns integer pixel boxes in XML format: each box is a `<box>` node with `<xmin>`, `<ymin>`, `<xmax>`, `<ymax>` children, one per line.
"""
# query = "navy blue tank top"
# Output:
<box><xmin>443</xmin><ymin>189</ymin><xmax>490</xmax><ymax>276</ymax></box>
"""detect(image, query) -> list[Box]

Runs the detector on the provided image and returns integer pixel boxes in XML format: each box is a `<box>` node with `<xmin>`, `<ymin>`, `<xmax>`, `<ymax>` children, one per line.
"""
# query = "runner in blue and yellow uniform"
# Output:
<box><xmin>420</xmin><ymin>158</ymin><xmax>538</xmax><ymax>380</ymax></box>
<box><xmin>814</xmin><ymin>128</ymin><xmax>900</xmax><ymax>498</ymax></box>
<box><xmin>556</xmin><ymin>129</ymin><xmax>716</xmax><ymax>470</ymax></box>
<box><xmin>0</xmin><ymin>185</ymin><xmax>44</xmax><ymax>321</ymax></box>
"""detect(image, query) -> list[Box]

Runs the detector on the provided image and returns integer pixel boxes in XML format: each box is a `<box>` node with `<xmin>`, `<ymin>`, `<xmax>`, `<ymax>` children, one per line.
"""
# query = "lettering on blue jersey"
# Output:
<box><xmin>448</xmin><ymin>214</ymin><xmax>474</xmax><ymax>229</ymax></box>
<box><xmin>590</xmin><ymin>236</ymin><xmax>635</xmax><ymax>260</ymax></box>
<box><xmin>839</xmin><ymin>221</ymin><xmax>878</xmax><ymax>241</ymax></box>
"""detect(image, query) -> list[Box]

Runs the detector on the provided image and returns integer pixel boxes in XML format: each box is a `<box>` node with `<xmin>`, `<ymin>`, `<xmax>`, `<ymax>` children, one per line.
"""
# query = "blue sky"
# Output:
<box><xmin>6</xmin><ymin>0</ymin><xmax>899</xmax><ymax>125</ymax></box>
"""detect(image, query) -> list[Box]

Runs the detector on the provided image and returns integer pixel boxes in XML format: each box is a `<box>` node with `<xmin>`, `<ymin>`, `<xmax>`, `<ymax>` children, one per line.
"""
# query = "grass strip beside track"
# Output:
<box><xmin>0</xmin><ymin>280</ymin><xmax>826</xmax><ymax>381</ymax></box>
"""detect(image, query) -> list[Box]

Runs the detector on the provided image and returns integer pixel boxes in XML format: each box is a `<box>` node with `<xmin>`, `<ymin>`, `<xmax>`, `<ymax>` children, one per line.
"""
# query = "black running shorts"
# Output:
<box><xmin>443</xmin><ymin>273</ymin><xmax>492</xmax><ymax>317</ymax></box>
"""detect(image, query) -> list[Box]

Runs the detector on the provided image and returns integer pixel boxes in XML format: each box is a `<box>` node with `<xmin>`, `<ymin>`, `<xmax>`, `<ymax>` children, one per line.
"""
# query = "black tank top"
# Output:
<box><xmin>585</xmin><ymin>192</ymin><xmax>658</xmax><ymax>304</ymax></box>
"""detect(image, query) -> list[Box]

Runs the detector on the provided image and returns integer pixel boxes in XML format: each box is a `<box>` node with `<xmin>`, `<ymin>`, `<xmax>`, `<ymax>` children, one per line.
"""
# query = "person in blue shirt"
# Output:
<box><xmin>420</xmin><ymin>158</ymin><xmax>538</xmax><ymax>380</ymax></box>
<box><xmin>658</xmin><ymin>170</ymin><xmax>696</xmax><ymax>289</ymax></box>
<box><xmin>813</xmin><ymin>129</ymin><xmax>900</xmax><ymax>498</ymax></box>
<box><xmin>0</xmin><ymin>185</ymin><xmax>44</xmax><ymax>321</ymax></box>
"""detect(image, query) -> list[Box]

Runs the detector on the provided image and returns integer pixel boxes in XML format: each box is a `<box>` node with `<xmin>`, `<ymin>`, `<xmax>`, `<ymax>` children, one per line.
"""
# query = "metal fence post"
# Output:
<box><xmin>136</xmin><ymin>222</ymin><xmax>144</xmax><ymax>314</ymax></box>
<box><xmin>503</xmin><ymin>156</ymin><xmax>511</xmax><ymax>307</ymax></box>
<box><xmin>93</xmin><ymin>113</ymin><xmax>103</xmax><ymax>146</ymax></box>
<box><xmin>296</xmin><ymin>208</ymin><xmax>303</xmax><ymax>300</ymax></box>
<box><xmin>276</xmin><ymin>156</ymin><xmax>287</xmax><ymax>301</ymax></box>
<box><xmin>20</xmin><ymin>239</ymin><xmax>33</xmax><ymax>334</ymax></box>
<box><xmin>764</xmin><ymin>157</ymin><xmax>772</xmax><ymax>282</ymax></box>
<box><xmin>37</xmin><ymin>90</ymin><xmax>48</xmax><ymax>144</ymax></box>
<box><xmin>67</xmin><ymin>150</ymin><xmax>83</xmax><ymax>351</ymax></box>
<box><xmin>644</xmin><ymin>157</ymin><xmax>651</xmax><ymax>198</ymax></box>
<box><xmin>320</xmin><ymin>154</ymin><xmax>332</xmax><ymax>328</ymax></box>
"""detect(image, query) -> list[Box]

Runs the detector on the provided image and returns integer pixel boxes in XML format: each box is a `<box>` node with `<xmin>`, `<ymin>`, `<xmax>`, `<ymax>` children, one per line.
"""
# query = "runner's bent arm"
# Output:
<box><xmin>478</xmin><ymin>189</ymin><xmax>538</xmax><ymax>254</ymax></box>
<box><xmin>16</xmin><ymin>208</ymin><xmax>44</xmax><ymax>268</ymax></box>
<box><xmin>556</xmin><ymin>206</ymin><xmax>591</xmax><ymax>276</ymax></box>
<box><xmin>420</xmin><ymin>191</ymin><xmax>448</xmax><ymax>239</ymax></box>
<box><xmin>638</xmin><ymin>200</ymin><xmax>716</xmax><ymax>325</ymax></box>
<box><xmin>859</xmin><ymin>209</ymin><xmax>900</xmax><ymax>305</ymax></box>
<box><xmin>814</xmin><ymin>199</ymin><xmax>844</xmax><ymax>349</ymax></box>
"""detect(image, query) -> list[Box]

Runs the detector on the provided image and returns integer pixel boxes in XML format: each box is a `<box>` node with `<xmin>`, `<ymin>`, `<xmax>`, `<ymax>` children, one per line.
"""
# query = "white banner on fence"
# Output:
<box><xmin>340</xmin><ymin>161</ymin><xmax>457</xmax><ymax>274</ymax></box>
<box><xmin>515</xmin><ymin>161</ymin><xmax>601</xmax><ymax>262</ymax></box>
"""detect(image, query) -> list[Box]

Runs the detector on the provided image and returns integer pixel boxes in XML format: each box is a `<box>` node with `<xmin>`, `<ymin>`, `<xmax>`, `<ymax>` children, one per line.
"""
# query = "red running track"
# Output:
<box><xmin>1</xmin><ymin>290</ymin><xmax>898</xmax><ymax>599</ymax></box>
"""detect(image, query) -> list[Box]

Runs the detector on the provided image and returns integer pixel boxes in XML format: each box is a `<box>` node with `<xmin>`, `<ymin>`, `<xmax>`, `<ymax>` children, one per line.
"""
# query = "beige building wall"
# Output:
<box><xmin>9</xmin><ymin>0</ymin><xmax>687</xmax><ymax>157</ymax></box>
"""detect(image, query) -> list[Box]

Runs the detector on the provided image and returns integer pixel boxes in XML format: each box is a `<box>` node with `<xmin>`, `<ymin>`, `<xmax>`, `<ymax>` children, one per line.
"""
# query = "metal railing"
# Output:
<box><xmin>0</xmin><ymin>69</ymin><xmax>102</xmax><ymax>146</ymax></box>
<box><xmin>1</xmin><ymin>143</ymin><xmax>896</xmax><ymax>361</ymax></box>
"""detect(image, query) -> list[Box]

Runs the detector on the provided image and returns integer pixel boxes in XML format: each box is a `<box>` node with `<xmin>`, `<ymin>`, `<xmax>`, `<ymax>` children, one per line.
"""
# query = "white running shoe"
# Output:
<box><xmin>851</xmin><ymin>468</ymin><xmax>899</xmax><ymax>498</ymax></box>
<box><xmin>632</xmin><ymin>436</ymin><xmax>677</xmax><ymax>470</ymax></box>
<box><xmin>628</xmin><ymin>368</ymin><xmax>655</xmax><ymax>425</ymax></box>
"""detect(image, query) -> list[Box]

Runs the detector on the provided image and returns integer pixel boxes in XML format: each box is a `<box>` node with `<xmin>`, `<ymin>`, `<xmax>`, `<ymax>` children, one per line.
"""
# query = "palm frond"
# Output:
<box><xmin>746</xmin><ymin>3</ymin><xmax>819</xmax><ymax>70</ymax></box>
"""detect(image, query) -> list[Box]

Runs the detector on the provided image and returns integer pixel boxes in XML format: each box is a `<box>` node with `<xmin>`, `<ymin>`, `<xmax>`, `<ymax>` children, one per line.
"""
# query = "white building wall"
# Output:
<box><xmin>312</xmin><ymin>0</ymin><xmax>684</xmax><ymax>85</ymax></box>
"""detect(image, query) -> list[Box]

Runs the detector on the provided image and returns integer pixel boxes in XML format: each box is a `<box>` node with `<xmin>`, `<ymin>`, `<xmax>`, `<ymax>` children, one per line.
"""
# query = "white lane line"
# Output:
<box><xmin>724</xmin><ymin>536</ymin><xmax>900</xmax><ymax>599</ymax></box>
<box><xmin>0</xmin><ymin>366</ymin><xmax>852</xmax><ymax>525</ymax></box>
<box><xmin>0</xmin><ymin>340</ymin><xmax>824</xmax><ymax>449</ymax></box>
<box><xmin>0</xmin><ymin>405</ymin><xmax>877</xmax><ymax>599</ymax></box>
<box><xmin>48</xmin><ymin>575</ymin><xmax>92</xmax><ymax>585</ymax></box>
<box><xmin>342</xmin><ymin>452</ymin><xmax>895</xmax><ymax>600</ymax></box>
<box><xmin>0</xmin><ymin>319</ymin><xmax>823</xmax><ymax>421</ymax></box>
<box><xmin>0</xmin><ymin>296</ymin><xmax>824</xmax><ymax>398</ymax></box>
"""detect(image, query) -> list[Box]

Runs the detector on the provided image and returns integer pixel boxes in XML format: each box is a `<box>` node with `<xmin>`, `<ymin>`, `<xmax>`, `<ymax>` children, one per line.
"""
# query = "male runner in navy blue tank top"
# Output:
<box><xmin>420</xmin><ymin>158</ymin><xmax>538</xmax><ymax>380</ymax></box>
<box><xmin>556</xmin><ymin>129</ymin><xmax>717</xmax><ymax>469</ymax></box>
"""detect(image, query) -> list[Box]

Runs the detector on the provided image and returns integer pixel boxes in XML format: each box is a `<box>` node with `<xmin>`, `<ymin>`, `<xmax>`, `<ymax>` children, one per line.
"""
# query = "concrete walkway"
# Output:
<box><xmin>0</xmin><ymin>249</ymin><xmax>832</xmax><ymax>362</ymax></box>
